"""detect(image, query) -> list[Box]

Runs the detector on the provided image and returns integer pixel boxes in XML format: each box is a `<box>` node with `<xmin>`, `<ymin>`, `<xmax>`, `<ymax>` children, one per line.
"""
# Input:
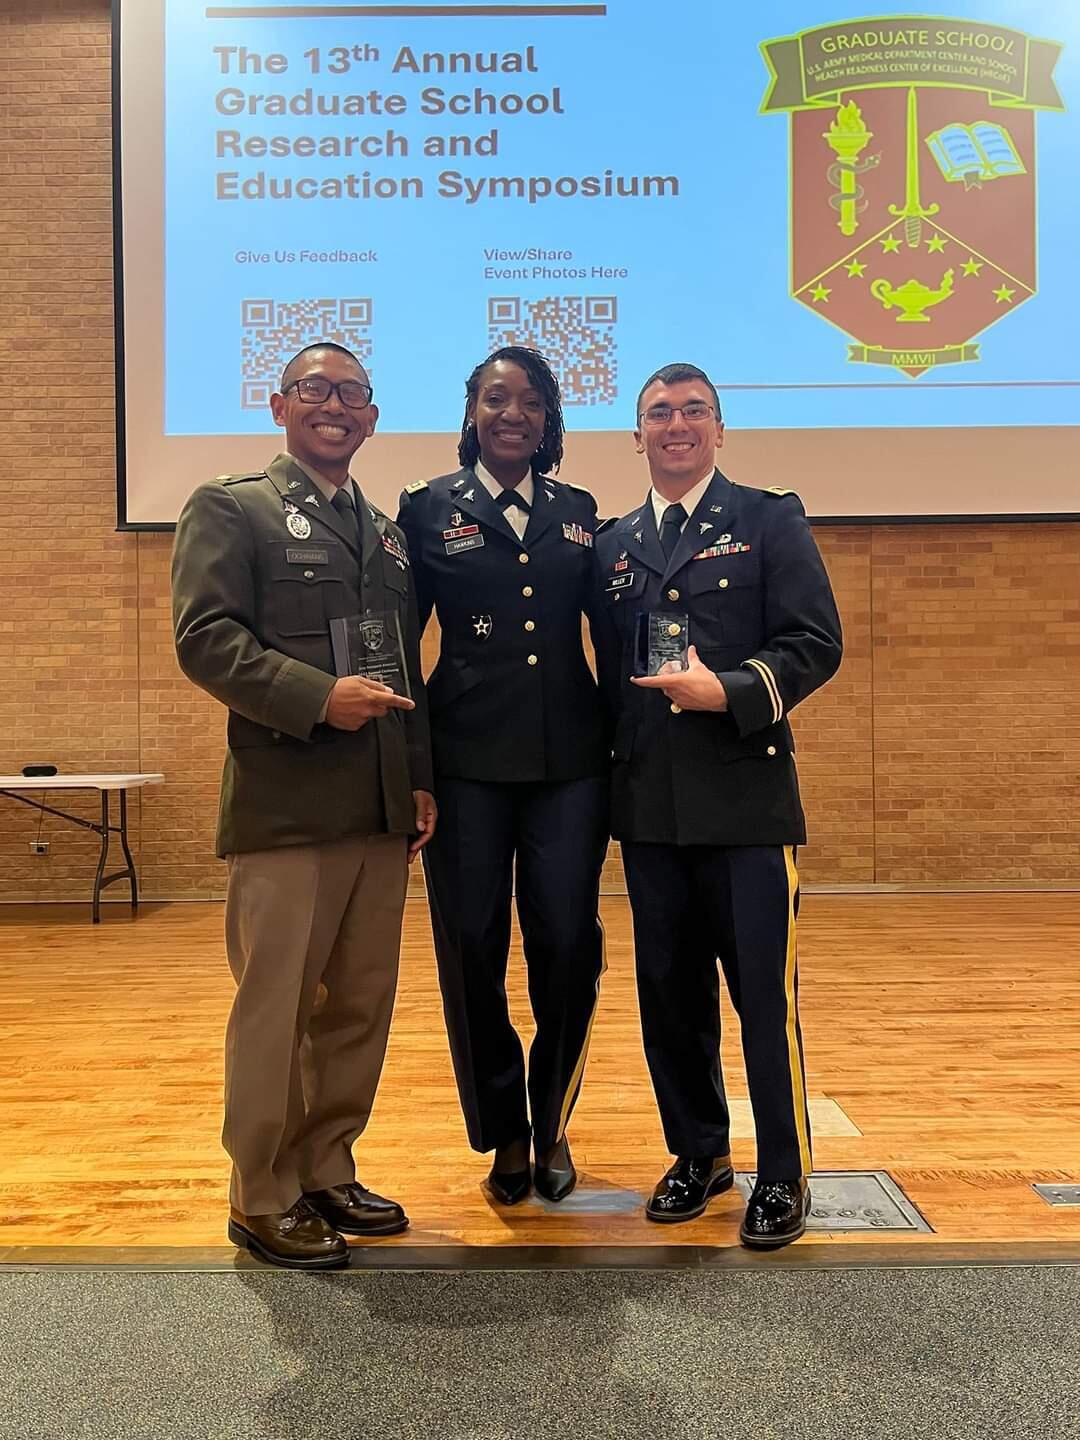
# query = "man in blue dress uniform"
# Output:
<box><xmin>593</xmin><ymin>362</ymin><xmax>843</xmax><ymax>1247</ymax></box>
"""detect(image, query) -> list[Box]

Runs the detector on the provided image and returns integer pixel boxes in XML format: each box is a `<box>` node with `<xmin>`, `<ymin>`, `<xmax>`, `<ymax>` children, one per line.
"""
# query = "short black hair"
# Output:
<box><xmin>279</xmin><ymin>341</ymin><xmax>367</xmax><ymax>395</ymax></box>
<box><xmin>635</xmin><ymin>363</ymin><xmax>722</xmax><ymax>424</ymax></box>
<box><xmin>458</xmin><ymin>346</ymin><xmax>564</xmax><ymax>476</ymax></box>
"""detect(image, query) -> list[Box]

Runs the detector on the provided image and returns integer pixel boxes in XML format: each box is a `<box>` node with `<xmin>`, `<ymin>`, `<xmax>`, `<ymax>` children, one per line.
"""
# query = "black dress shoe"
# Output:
<box><xmin>739</xmin><ymin>1178</ymin><xmax>811</xmax><ymax>1249</ymax></box>
<box><xmin>645</xmin><ymin>1155</ymin><xmax>735</xmax><ymax>1223</ymax></box>
<box><xmin>486</xmin><ymin>1163</ymin><xmax>532</xmax><ymax>1206</ymax></box>
<box><xmin>228</xmin><ymin>1199</ymin><xmax>349</xmax><ymax>1269</ymax></box>
<box><xmin>534</xmin><ymin>1140</ymin><xmax>577</xmax><ymax>1203</ymax></box>
<box><xmin>305</xmin><ymin>1182</ymin><xmax>409</xmax><ymax>1236</ymax></box>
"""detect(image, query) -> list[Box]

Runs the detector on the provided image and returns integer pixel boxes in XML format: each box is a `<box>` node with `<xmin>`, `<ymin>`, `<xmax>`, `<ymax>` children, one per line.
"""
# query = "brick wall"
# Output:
<box><xmin>1</xmin><ymin>1</ymin><xmax>1077</xmax><ymax>901</ymax></box>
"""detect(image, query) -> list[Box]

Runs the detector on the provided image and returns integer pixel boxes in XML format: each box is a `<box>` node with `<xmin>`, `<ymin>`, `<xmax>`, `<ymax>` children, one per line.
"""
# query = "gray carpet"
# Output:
<box><xmin>3</xmin><ymin>1266</ymin><xmax>1078</xmax><ymax>1438</ymax></box>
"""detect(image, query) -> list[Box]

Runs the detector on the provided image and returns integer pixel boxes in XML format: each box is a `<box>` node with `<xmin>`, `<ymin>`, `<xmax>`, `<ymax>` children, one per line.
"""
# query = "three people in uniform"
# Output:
<box><xmin>171</xmin><ymin>342</ymin><xmax>840</xmax><ymax>1259</ymax></box>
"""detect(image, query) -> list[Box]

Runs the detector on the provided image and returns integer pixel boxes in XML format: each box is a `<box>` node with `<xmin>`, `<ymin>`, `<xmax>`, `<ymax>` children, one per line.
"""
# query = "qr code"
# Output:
<box><xmin>240</xmin><ymin>298</ymin><xmax>373</xmax><ymax>409</ymax></box>
<box><xmin>487</xmin><ymin>296</ymin><xmax>618</xmax><ymax>406</ymax></box>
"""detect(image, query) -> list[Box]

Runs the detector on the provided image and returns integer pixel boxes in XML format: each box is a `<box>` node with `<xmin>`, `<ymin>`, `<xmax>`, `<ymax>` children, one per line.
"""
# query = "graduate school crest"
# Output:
<box><xmin>761</xmin><ymin>16</ymin><xmax>1065</xmax><ymax>376</ymax></box>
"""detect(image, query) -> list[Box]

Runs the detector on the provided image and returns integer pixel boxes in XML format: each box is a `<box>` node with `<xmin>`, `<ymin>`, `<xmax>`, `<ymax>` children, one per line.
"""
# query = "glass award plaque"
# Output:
<box><xmin>329</xmin><ymin>612</ymin><xmax>412</xmax><ymax>698</ymax></box>
<box><xmin>633</xmin><ymin>611</ymin><xmax>690</xmax><ymax>677</ymax></box>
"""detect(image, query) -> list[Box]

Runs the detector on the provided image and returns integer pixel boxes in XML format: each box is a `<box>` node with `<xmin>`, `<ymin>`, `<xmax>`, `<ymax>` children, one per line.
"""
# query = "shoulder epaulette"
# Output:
<box><xmin>596</xmin><ymin>516</ymin><xmax>618</xmax><ymax>533</ymax></box>
<box><xmin>404</xmin><ymin>479</ymin><xmax>428</xmax><ymax>494</ymax></box>
<box><xmin>559</xmin><ymin>479</ymin><xmax>593</xmax><ymax>495</ymax></box>
<box><xmin>765</xmin><ymin>486</ymin><xmax>798</xmax><ymax>498</ymax></box>
<box><xmin>216</xmin><ymin>471</ymin><xmax>267</xmax><ymax>485</ymax></box>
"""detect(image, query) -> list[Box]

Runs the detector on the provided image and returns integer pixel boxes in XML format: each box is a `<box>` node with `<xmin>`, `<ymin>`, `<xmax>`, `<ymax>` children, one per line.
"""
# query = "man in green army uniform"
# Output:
<box><xmin>172</xmin><ymin>342</ymin><xmax>435</xmax><ymax>1269</ymax></box>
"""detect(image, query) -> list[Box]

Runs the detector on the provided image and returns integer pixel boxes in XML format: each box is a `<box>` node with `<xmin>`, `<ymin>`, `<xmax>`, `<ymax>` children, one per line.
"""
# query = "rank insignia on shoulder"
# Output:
<box><xmin>765</xmin><ymin>486</ymin><xmax>798</xmax><ymax>498</ymax></box>
<box><xmin>404</xmin><ymin>479</ymin><xmax>428</xmax><ymax>494</ymax></box>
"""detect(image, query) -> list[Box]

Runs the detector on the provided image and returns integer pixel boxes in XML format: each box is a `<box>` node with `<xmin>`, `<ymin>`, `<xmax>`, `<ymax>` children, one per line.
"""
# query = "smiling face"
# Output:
<box><xmin>270</xmin><ymin>347</ymin><xmax>378</xmax><ymax>484</ymax></box>
<box><xmin>634</xmin><ymin>376</ymin><xmax>724</xmax><ymax>499</ymax></box>
<box><xmin>468</xmin><ymin>359</ymin><xmax>547</xmax><ymax>483</ymax></box>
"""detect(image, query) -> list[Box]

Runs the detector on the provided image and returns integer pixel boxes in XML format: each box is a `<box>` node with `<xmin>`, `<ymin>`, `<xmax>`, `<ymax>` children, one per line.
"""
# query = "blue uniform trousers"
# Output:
<box><xmin>423</xmin><ymin>775</ymin><xmax>608</xmax><ymax>1154</ymax></box>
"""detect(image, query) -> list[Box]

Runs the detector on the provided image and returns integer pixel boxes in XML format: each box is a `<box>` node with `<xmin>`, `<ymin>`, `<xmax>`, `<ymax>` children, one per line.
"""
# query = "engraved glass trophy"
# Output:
<box><xmin>633</xmin><ymin>611</ymin><xmax>690</xmax><ymax>677</ymax></box>
<box><xmin>329</xmin><ymin>613</ymin><xmax>412</xmax><ymax>698</ymax></box>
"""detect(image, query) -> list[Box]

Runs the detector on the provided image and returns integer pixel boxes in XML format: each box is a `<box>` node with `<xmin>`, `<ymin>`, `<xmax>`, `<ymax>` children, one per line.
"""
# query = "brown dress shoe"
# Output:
<box><xmin>228</xmin><ymin>1199</ymin><xmax>349</xmax><ymax>1269</ymax></box>
<box><xmin>305</xmin><ymin>1182</ymin><xmax>409</xmax><ymax>1236</ymax></box>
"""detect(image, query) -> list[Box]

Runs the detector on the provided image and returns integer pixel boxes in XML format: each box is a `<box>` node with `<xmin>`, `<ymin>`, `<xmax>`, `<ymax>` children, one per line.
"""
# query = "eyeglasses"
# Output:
<box><xmin>639</xmin><ymin>402</ymin><xmax>716</xmax><ymax>427</ymax></box>
<box><xmin>282</xmin><ymin>376</ymin><xmax>373</xmax><ymax>409</ymax></box>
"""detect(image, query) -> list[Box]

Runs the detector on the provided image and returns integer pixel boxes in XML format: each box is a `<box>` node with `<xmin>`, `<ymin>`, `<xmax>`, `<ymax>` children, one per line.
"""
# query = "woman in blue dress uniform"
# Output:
<box><xmin>397</xmin><ymin>347</ymin><xmax>609</xmax><ymax>1204</ymax></box>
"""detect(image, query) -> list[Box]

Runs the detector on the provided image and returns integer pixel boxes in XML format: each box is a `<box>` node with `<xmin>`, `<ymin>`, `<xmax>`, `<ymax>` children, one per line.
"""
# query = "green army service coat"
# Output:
<box><xmin>172</xmin><ymin>454</ymin><xmax>433</xmax><ymax>857</ymax></box>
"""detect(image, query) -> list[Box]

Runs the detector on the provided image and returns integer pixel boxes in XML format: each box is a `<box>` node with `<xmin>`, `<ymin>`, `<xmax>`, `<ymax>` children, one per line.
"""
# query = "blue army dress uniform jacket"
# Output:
<box><xmin>396</xmin><ymin>467</ymin><xmax>609</xmax><ymax>783</ymax></box>
<box><xmin>173</xmin><ymin>454</ymin><xmax>433</xmax><ymax>857</ymax></box>
<box><xmin>593</xmin><ymin>470</ymin><xmax>843</xmax><ymax>847</ymax></box>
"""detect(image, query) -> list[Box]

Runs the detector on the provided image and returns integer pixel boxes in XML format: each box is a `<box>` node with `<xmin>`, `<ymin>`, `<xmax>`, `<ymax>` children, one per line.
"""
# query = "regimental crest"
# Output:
<box><xmin>761</xmin><ymin>17</ymin><xmax>1065</xmax><ymax>376</ymax></box>
<box><xmin>359</xmin><ymin>621</ymin><xmax>385</xmax><ymax>652</ymax></box>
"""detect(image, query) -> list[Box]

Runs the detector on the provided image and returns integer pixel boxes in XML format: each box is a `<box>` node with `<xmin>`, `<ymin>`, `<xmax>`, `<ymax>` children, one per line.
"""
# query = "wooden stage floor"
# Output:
<box><xmin>1</xmin><ymin>894</ymin><xmax>1079</xmax><ymax>1261</ymax></box>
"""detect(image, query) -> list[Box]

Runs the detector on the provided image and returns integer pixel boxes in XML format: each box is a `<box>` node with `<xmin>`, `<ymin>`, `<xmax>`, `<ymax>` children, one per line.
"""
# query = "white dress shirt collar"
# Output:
<box><xmin>475</xmin><ymin>461</ymin><xmax>534</xmax><ymax>541</ymax></box>
<box><xmin>649</xmin><ymin>469</ymin><xmax>716</xmax><ymax>534</ymax></box>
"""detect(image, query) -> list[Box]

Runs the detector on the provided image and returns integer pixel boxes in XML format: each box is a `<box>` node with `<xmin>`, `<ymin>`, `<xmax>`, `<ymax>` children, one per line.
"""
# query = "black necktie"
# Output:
<box><xmin>331</xmin><ymin>484</ymin><xmax>360</xmax><ymax>547</ymax></box>
<box><xmin>659</xmin><ymin>502</ymin><xmax>687</xmax><ymax>561</ymax></box>
<box><xmin>496</xmin><ymin>488</ymin><xmax>531</xmax><ymax>514</ymax></box>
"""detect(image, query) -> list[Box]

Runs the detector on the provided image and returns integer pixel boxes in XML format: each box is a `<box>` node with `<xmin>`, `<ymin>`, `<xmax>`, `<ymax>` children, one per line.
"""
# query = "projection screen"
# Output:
<box><xmin>114</xmin><ymin>0</ymin><xmax>1080</xmax><ymax>526</ymax></box>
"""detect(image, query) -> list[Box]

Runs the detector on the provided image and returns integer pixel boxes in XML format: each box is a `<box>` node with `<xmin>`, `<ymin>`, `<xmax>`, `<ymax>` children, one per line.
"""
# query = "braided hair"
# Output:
<box><xmin>457</xmin><ymin>345</ymin><xmax>564</xmax><ymax>476</ymax></box>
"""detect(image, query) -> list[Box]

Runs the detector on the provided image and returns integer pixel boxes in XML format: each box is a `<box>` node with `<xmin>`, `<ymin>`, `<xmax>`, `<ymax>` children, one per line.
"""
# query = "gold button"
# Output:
<box><xmin>525</xmin><ymin>620</ymin><xmax>536</xmax><ymax>632</ymax></box>
<box><xmin>667</xmin><ymin>589</ymin><xmax>680</xmax><ymax>601</ymax></box>
<box><xmin>518</xmin><ymin>553</ymin><xmax>530</xmax><ymax>565</ymax></box>
<box><xmin>767</xmin><ymin>745</ymin><xmax>777</xmax><ymax>756</ymax></box>
<box><xmin>667</xmin><ymin>623</ymin><xmax>681</xmax><ymax>637</ymax></box>
<box><xmin>522</xmin><ymin>585</ymin><xmax>534</xmax><ymax>597</ymax></box>
<box><xmin>670</xmin><ymin>703</ymin><xmax>682</xmax><ymax>714</ymax></box>
<box><xmin>718</xmin><ymin>578</ymin><xmax>729</xmax><ymax>589</ymax></box>
<box><xmin>528</xmin><ymin>654</ymin><xmax>538</xmax><ymax>665</ymax></box>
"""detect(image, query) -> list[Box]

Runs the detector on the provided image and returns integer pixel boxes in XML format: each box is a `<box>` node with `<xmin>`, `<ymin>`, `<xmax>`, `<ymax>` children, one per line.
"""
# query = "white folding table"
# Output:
<box><xmin>0</xmin><ymin>773</ymin><xmax>165</xmax><ymax>922</ymax></box>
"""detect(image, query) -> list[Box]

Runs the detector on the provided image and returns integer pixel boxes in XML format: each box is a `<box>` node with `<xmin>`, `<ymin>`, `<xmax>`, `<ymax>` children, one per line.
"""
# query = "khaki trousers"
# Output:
<box><xmin>223</xmin><ymin>832</ymin><xmax>408</xmax><ymax>1215</ymax></box>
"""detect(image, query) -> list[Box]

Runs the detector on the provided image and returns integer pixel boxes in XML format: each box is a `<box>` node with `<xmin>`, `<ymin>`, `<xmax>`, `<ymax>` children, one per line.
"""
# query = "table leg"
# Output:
<box><xmin>92</xmin><ymin>791</ymin><xmax>110</xmax><ymax>924</ymax></box>
<box><xmin>118</xmin><ymin>788</ymin><xmax>138</xmax><ymax>912</ymax></box>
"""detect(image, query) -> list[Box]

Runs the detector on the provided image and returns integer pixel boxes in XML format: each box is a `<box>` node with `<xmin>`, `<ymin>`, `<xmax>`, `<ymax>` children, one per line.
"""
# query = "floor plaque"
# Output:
<box><xmin>735</xmin><ymin>1170</ymin><xmax>933</xmax><ymax>1233</ymax></box>
<box><xmin>1033</xmin><ymin>1183</ymin><xmax>1080</xmax><ymax>1207</ymax></box>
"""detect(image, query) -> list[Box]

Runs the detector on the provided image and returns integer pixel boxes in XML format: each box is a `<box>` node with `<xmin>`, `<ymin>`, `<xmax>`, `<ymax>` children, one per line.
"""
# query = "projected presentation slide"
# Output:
<box><xmin>116</xmin><ymin>2</ymin><xmax>1080</xmax><ymax>524</ymax></box>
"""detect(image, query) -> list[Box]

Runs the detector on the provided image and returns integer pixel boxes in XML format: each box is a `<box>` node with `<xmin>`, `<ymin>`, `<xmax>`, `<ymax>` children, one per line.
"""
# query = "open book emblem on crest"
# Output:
<box><xmin>760</xmin><ymin>16</ymin><xmax>1064</xmax><ymax>377</ymax></box>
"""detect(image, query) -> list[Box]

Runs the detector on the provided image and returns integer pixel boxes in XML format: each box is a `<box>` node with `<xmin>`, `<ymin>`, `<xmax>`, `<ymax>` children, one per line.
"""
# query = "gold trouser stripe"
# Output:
<box><xmin>783</xmin><ymin>846</ymin><xmax>812</xmax><ymax>1177</ymax></box>
<box><xmin>744</xmin><ymin>658</ymin><xmax>783</xmax><ymax>724</ymax></box>
<box><xmin>556</xmin><ymin>917</ymin><xmax>607</xmax><ymax>1140</ymax></box>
